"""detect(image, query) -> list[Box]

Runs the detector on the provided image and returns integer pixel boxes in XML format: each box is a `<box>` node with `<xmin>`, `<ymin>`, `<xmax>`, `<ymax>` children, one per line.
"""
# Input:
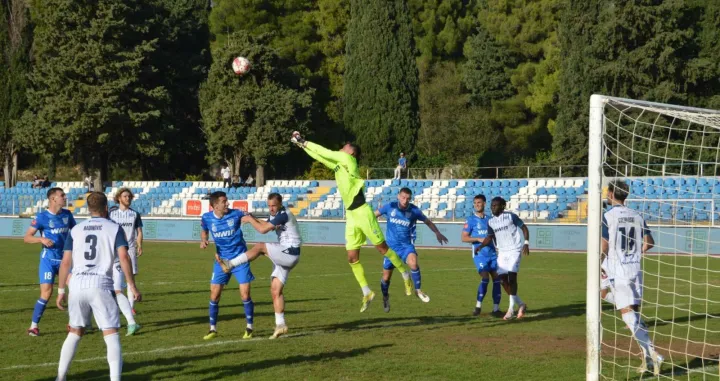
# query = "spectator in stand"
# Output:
<box><xmin>231</xmin><ymin>175</ymin><xmax>242</xmax><ymax>188</ymax></box>
<box><xmin>41</xmin><ymin>176</ymin><xmax>51</xmax><ymax>188</ymax></box>
<box><xmin>221</xmin><ymin>165</ymin><xmax>231</xmax><ymax>188</ymax></box>
<box><xmin>84</xmin><ymin>175</ymin><xmax>94</xmax><ymax>192</ymax></box>
<box><xmin>32</xmin><ymin>175</ymin><xmax>42</xmax><ymax>188</ymax></box>
<box><xmin>244</xmin><ymin>174</ymin><xmax>254</xmax><ymax>187</ymax></box>
<box><xmin>393</xmin><ymin>152</ymin><xmax>407</xmax><ymax>180</ymax></box>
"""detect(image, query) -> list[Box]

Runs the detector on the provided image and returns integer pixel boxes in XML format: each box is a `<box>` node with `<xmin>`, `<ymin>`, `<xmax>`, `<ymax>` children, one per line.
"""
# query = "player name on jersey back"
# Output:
<box><xmin>65</xmin><ymin>217</ymin><xmax>128</xmax><ymax>290</ymax></box>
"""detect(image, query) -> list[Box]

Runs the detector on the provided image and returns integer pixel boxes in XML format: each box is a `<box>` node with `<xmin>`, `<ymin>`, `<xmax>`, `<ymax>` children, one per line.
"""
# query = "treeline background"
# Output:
<box><xmin>2</xmin><ymin>0</ymin><xmax>719</xmax><ymax>186</ymax></box>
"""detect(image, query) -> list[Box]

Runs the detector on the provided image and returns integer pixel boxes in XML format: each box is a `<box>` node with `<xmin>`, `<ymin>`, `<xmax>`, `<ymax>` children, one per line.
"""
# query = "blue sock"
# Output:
<box><xmin>478</xmin><ymin>279</ymin><xmax>489</xmax><ymax>303</ymax></box>
<box><xmin>380</xmin><ymin>279</ymin><xmax>390</xmax><ymax>297</ymax></box>
<box><xmin>411</xmin><ymin>268</ymin><xmax>421</xmax><ymax>290</ymax></box>
<box><xmin>492</xmin><ymin>280</ymin><xmax>502</xmax><ymax>304</ymax></box>
<box><xmin>242</xmin><ymin>299</ymin><xmax>254</xmax><ymax>328</ymax></box>
<box><xmin>32</xmin><ymin>298</ymin><xmax>48</xmax><ymax>324</ymax></box>
<box><xmin>209</xmin><ymin>301</ymin><xmax>219</xmax><ymax>327</ymax></box>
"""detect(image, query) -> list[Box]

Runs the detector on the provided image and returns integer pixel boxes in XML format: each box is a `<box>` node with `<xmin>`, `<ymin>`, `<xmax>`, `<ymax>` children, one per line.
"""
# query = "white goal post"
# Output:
<box><xmin>587</xmin><ymin>94</ymin><xmax>720</xmax><ymax>380</ymax></box>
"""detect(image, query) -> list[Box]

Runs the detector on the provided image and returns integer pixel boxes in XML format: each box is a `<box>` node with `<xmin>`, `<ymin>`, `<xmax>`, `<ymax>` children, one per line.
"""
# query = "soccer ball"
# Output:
<box><xmin>232</xmin><ymin>56</ymin><xmax>251</xmax><ymax>75</ymax></box>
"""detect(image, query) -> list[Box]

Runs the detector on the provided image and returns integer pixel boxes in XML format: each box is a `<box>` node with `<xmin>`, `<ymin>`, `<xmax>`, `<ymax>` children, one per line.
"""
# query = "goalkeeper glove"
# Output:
<box><xmin>290</xmin><ymin>131</ymin><xmax>306</xmax><ymax>148</ymax></box>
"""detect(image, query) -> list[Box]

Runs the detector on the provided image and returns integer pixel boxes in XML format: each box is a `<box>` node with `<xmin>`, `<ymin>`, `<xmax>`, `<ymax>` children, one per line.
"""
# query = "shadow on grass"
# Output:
<box><xmin>152</xmin><ymin>297</ymin><xmax>330</xmax><ymax>313</ymax></box>
<box><xmin>33</xmin><ymin>349</ymin><xmax>249</xmax><ymax>381</ymax></box>
<box><xmin>188</xmin><ymin>343</ymin><xmax>395</xmax><ymax>381</ymax></box>
<box><xmin>143</xmin><ymin>309</ymin><xmax>322</xmax><ymax>334</ymax></box>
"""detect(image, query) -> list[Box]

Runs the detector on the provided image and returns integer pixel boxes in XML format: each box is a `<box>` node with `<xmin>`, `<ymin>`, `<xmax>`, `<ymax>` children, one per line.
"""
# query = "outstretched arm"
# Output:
<box><xmin>424</xmin><ymin>219</ymin><xmax>448</xmax><ymax>245</ymax></box>
<box><xmin>241</xmin><ymin>214</ymin><xmax>277</xmax><ymax>234</ymax></box>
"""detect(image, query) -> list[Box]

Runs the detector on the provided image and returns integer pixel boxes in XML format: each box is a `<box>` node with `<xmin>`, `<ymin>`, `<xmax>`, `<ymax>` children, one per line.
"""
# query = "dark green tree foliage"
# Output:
<box><xmin>0</xmin><ymin>0</ymin><xmax>31</xmax><ymax>186</ymax></box>
<box><xmin>344</xmin><ymin>0</ymin><xmax>420</xmax><ymax>166</ymax></box>
<box><xmin>462</xmin><ymin>26</ymin><xmax>514</xmax><ymax>107</ymax></box>
<box><xmin>23</xmin><ymin>0</ymin><xmax>167</xmax><ymax>187</ymax></box>
<box><xmin>554</xmin><ymin>0</ymin><xmax>710</xmax><ymax>169</ymax></box>
<box><xmin>408</xmin><ymin>0</ymin><xmax>479</xmax><ymax>70</ymax></box>
<box><xmin>140</xmin><ymin>0</ymin><xmax>211</xmax><ymax>179</ymax></box>
<box><xmin>200</xmin><ymin>32</ymin><xmax>312</xmax><ymax>186</ymax></box>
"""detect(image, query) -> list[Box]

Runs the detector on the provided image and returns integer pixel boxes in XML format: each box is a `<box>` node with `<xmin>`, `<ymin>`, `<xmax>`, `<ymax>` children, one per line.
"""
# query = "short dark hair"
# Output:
<box><xmin>86</xmin><ymin>192</ymin><xmax>108</xmax><ymax>213</ymax></box>
<box><xmin>474</xmin><ymin>194</ymin><xmax>486</xmax><ymax>202</ymax></box>
<box><xmin>209</xmin><ymin>191</ymin><xmax>227</xmax><ymax>207</ymax></box>
<box><xmin>347</xmin><ymin>143</ymin><xmax>361</xmax><ymax>159</ymax></box>
<box><xmin>491</xmin><ymin>196</ymin><xmax>506</xmax><ymax>208</ymax></box>
<box><xmin>608</xmin><ymin>180</ymin><xmax>629</xmax><ymax>202</ymax></box>
<box><xmin>46</xmin><ymin>187</ymin><xmax>63</xmax><ymax>199</ymax></box>
<box><xmin>399</xmin><ymin>187</ymin><xmax>412</xmax><ymax>196</ymax></box>
<box><xmin>268</xmin><ymin>192</ymin><xmax>283</xmax><ymax>203</ymax></box>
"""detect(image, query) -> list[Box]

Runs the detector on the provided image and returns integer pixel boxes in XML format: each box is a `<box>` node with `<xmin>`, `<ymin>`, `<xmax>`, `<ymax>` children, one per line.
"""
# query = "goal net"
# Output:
<box><xmin>587</xmin><ymin>95</ymin><xmax>720</xmax><ymax>380</ymax></box>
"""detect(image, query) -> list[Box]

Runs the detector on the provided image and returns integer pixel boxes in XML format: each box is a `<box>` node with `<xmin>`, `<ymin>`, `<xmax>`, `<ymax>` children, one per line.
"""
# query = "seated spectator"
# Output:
<box><xmin>243</xmin><ymin>174</ymin><xmax>254</xmax><ymax>187</ymax></box>
<box><xmin>41</xmin><ymin>176</ymin><xmax>51</xmax><ymax>188</ymax></box>
<box><xmin>231</xmin><ymin>175</ymin><xmax>242</xmax><ymax>188</ymax></box>
<box><xmin>32</xmin><ymin>175</ymin><xmax>42</xmax><ymax>188</ymax></box>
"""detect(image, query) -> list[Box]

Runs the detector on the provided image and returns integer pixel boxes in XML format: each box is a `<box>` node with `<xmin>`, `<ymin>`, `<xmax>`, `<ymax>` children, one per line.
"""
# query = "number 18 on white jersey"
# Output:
<box><xmin>602</xmin><ymin>205</ymin><xmax>652</xmax><ymax>281</ymax></box>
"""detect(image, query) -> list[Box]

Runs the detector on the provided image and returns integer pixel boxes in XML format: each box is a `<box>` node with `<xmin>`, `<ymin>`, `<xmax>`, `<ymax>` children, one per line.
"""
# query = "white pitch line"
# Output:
<box><xmin>1</xmin><ymin>332</ymin><xmax>313</xmax><ymax>371</ymax></box>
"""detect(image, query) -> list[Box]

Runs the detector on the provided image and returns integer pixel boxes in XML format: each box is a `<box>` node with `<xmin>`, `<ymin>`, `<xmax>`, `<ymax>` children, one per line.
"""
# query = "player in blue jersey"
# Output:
<box><xmin>23</xmin><ymin>187</ymin><xmax>76</xmax><ymax>336</ymax></box>
<box><xmin>461</xmin><ymin>194</ymin><xmax>502</xmax><ymax>317</ymax></box>
<box><xmin>474</xmin><ymin>197</ymin><xmax>530</xmax><ymax>320</ymax></box>
<box><xmin>374</xmin><ymin>188</ymin><xmax>448</xmax><ymax>312</ymax></box>
<box><xmin>199</xmin><ymin>191</ymin><xmax>256</xmax><ymax>340</ymax></box>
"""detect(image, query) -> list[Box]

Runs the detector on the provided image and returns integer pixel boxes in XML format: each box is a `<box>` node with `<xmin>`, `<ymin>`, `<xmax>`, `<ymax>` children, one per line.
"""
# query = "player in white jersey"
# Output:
<box><xmin>219</xmin><ymin>193</ymin><xmax>301</xmax><ymax>339</ymax></box>
<box><xmin>601</xmin><ymin>180</ymin><xmax>662</xmax><ymax>375</ymax></box>
<box><xmin>54</xmin><ymin>192</ymin><xmax>142</xmax><ymax>381</ymax></box>
<box><xmin>474</xmin><ymin>197</ymin><xmax>530</xmax><ymax>320</ymax></box>
<box><xmin>108</xmin><ymin>187</ymin><xmax>144</xmax><ymax>335</ymax></box>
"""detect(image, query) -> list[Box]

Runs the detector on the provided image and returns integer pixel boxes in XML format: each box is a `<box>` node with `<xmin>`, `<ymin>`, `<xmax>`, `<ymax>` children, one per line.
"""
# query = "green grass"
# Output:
<box><xmin>0</xmin><ymin>239</ymin><xmax>717</xmax><ymax>380</ymax></box>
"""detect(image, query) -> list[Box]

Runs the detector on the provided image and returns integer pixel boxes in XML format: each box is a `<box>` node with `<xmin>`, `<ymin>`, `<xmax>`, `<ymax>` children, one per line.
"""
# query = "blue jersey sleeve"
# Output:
<box><xmin>378</xmin><ymin>203</ymin><xmax>390</xmax><ymax>217</ymax></box>
<box><xmin>511</xmin><ymin>213</ymin><xmax>524</xmax><ymax>228</ymax></box>
<box><xmin>462</xmin><ymin>217</ymin><xmax>473</xmax><ymax>233</ymax></box>
<box><xmin>412</xmin><ymin>206</ymin><xmax>427</xmax><ymax>222</ymax></box>
<box><xmin>200</xmin><ymin>214</ymin><xmax>209</xmax><ymax>232</ymax></box>
<box><xmin>63</xmin><ymin>232</ymin><xmax>74</xmax><ymax>251</ymax></box>
<box><xmin>601</xmin><ymin>215</ymin><xmax>609</xmax><ymax>240</ymax></box>
<box><xmin>68</xmin><ymin>213</ymin><xmax>77</xmax><ymax>229</ymax></box>
<box><xmin>270</xmin><ymin>211</ymin><xmax>289</xmax><ymax>226</ymax></box>
<box><xmin>32</xmin><ymin>213</ymin><xmax>46</xmax><ymax>232</ymax></box>
<box><xmin>135</xmin><ymin>213</ymin><xmax>143</xmax><ymax>228</ymax></box>
<box><xmin>487</xmin><ymin>224</ymin><xmax>495</xmax><ymax>236</ymax></box>
<box><xmin>115</xmin><ymin>227</ymin><xmax>129</xmax><ymax>250</ymax></box>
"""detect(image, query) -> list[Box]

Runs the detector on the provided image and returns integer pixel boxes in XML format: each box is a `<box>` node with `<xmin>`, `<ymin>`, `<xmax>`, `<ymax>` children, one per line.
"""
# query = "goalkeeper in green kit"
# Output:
<box><xmin>291</xmin><ymin>131</ymin><xmax>412</xmax><ymax>312</ymax></box>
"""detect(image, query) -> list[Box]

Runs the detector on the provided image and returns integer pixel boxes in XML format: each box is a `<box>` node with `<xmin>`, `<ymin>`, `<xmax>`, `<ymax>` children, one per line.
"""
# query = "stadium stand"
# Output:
<box><xmin>1</xmin><ymin>177</ymin><xmax>718</xmax><ymax>223</ymax></box>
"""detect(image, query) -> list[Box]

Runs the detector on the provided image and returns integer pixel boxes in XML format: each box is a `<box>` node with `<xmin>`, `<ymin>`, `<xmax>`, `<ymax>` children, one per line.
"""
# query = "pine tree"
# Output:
<box><xmin>344</xmin><ymin>0</ymin><xmax>420</xmax><ymax>166</ymax></box>
<box><xmin>22</xmin><ymin>0</ymin><xmax>167</xmax><ymax>188</ymax></box>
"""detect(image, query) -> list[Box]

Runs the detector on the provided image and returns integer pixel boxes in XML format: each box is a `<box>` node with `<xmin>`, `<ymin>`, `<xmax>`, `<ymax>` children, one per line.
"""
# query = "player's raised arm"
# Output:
<box><xmin>241</xmin><ymin>214</ymin><xmax>278</xmax><ymax>234</ymax></box>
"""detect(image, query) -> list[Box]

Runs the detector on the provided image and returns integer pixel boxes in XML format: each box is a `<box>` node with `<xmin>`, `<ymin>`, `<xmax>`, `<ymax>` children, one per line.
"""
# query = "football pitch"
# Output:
<box><xmin>1</xmin><ymin>240</ymin><xmax>587</xmax><ymax>380</ymax></box>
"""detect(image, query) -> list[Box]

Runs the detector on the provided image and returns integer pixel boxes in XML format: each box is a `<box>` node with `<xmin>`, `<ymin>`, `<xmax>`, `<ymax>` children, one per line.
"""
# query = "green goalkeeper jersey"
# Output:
<box><xmin>304</xmin><ymin>142</ymin><xmax>364</xmax><ymax>209</ymax></box>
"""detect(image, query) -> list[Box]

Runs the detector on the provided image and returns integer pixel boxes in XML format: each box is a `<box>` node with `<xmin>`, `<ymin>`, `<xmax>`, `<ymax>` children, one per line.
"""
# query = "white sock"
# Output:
<box><xmin>30</xmin><ymin>321</ymin><xmax>38</xmax><ymax>329</ymax></box>
<box><xmin>57</xmin><ymin>332</ymin><xmax>81</xmax><ymax>380</ymax></box>
<box><xmin>210</xmin><ymin>324</ymin><xmax>216</xmax><ymax>331</ymax></box>
<box><xmin>513</xmin><ymin>295</ymin><xmax>524</xmax><ymax>306</ymax></box>
<box><xmin>361</xmin><ymin>285</ymin><xmax>372</xmax><ymax>296</ymax></box>
<box><xmin>229</xmin><ymin>253</ymin><xmax>249</xmax><ymax>267</ymax></box>
<box><xmin>475</xmin><ymin>301</ymin><xmax>482</xmax><ymax>308</ymax></box>
<box><xmin>603</xmin><ymin>292</ymin><xmax>615</xmax><ymax>305</ymax></box>
<box><xmin>116</xmin><ymin>292</ymin><xmax>136</xmax><ymax>325</ymax></box>
<box><xmin>275</xmin><ymin>312</ymin><xmax>285</xmax><ymax>326</ymax></box>
<box><xmin>622</xmin><ymin>311</ymin><xmax>654</xmax><ymax>357</ymax></box>
<box><xmin>493</xmin><ymin>303</ymin><xmax>500</xmax><ymax>312</ymax></box>
<box><xmin>247</xmin><ymin>324</ymin><xmax>253</xmax><ymax>330</ymax></box>
<box><xmin>508</xmin><ymin>295</ymin><xmax>516</xmax><ymax>312</ymax></box>
<box><xmin>127</xmin><ymin>288</ymin><xmax>135</xmax><ymax>309</ymax></box>
<box><xmin>400</xmin><ymin>271</ymin><xmax>410</xmax><ymax>281</ymax></box>
<box><xmin>104</xmin><ymin>333</ymin><xmax>122</xmax><ymax>381</ymax></box>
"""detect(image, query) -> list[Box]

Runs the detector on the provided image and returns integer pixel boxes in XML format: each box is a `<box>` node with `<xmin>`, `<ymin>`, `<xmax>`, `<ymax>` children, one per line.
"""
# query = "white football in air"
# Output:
<box><xmin>232</xmin><ymin>56</ymin><xmax>251</xmax><ymax>75</ymax></box>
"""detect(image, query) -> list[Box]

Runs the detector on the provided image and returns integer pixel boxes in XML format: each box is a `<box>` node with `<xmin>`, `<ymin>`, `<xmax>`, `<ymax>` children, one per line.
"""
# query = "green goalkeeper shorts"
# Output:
<box><xmin>345</xmin><ymin>204</ymin><xmax>385</xmax><ymax>250</ymax></box>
